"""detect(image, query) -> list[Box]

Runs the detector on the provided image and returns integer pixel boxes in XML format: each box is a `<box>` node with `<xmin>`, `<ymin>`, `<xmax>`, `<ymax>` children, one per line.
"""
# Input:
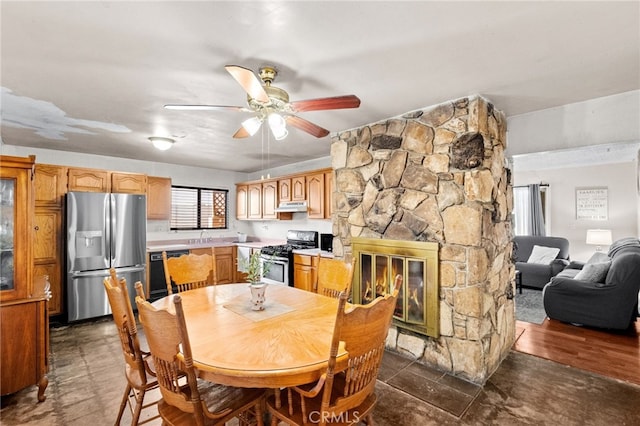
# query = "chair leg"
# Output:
<box><xmin>116</xmin><ymin>383</ymin><xmax>131</xmax><ymax>425</ymax></box>
<box><xmin>131</xmin><ymin>387</ymin><xmax>145</xmax><ymax>426</ymax></box>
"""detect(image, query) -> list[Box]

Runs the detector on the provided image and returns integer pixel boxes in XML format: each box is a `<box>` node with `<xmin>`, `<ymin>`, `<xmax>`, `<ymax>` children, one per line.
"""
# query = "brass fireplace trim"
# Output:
<box><xmin>351</xmin><ymin>237</ymin><xmax>439</xmax><ymax>338</ymax></box>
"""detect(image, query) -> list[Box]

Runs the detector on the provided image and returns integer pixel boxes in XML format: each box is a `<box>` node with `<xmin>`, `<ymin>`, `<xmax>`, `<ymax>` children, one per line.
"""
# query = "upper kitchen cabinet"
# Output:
<box><xmin>324</xmin><ymin>171</ymin><xmax>333</xmax><ymax>219</ymax></box>
<box><xmin>34</xmin><ymin>164</ymin><xmax>67</xmax><ymax>208</ymax></box>
<box><xmin>278</xmin><ymin>176</ymin><xmax>305</xmax><ymax>203</ymax></box>
<box><xmin>262</xmin><ymin>180</ymin><xmax>278</xmax><ymax>220</ymax></box>
<box><xmin>147</xmin><ymin>176</ymin><xmax>171</xmax><ymax>220</ymax></box>
<box><xmin>67</xmin><ymin>167</ymin><xmax>110</xmax><ymax>192</ymax></box>
<box><xmin>247</xmin><ymin>183</ymin><xmax>262</xmax><ymax>220</ymax></box>
<box><xmin>278</xmin><ymin>179</ymin><xmax>292</xmax><ymax>203</ymax></box>
<box><xmin>236</xmin><ymin>184</ymin><xmax>248</xmax><ymax>220</ymax></box>
<box><xmin>292</xmin><ymin>176</ymin><xmax>306</xmax><ymax>202</ymax></box>
<box><xmin>306</xmin><ymin>172</ymin><xmax>325</xmax><ymax>219</ymax></box>
<box><xmin>111</xmin><ymin>172</ymin><xmax>147</xmax><ymax>194</ymax></box>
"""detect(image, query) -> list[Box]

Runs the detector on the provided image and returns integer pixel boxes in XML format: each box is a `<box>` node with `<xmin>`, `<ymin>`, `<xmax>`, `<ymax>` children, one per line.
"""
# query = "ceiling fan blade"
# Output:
<box><xmin>286</xmin><ymin>116</ymin><xmax>330</xmax><ymax>138</ymax></box>
<box><xmin>164</xmin><ymin>104</ymin><xmax>251</xmax><ymax>112</ymax></box>
<box><xmin>290</xmin><ymin>95</ymin><xmax>361</xmax><ymax>113</ymax></box>
<box><xmin>225</xmin><ymin>65</ymin><xmax>270</xmax><ymax>103</ymax></box>
<box><xmin>232</xmin><ymin>126</ymin><xmax>251</xmax><ymax>139</ymax></box>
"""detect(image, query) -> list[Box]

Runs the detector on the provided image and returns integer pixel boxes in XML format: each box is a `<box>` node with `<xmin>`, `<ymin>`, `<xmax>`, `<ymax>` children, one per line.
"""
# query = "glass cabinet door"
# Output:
<box><xmin>0</xmin><ymin>178</ymin><xmax>15</xmax><ymax>292</ymax></box>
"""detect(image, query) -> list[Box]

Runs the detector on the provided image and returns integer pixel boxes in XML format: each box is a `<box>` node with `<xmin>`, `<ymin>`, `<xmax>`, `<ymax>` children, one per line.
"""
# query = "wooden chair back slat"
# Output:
<box><xmin>162</xmin><ymin>249</ymin><xmax>218</xmax><ymax>295</ymax></box>
<box><xmin>316</xmin><ymin>255</ymin><xmax>356</xmax><ymax>299</ymax></box>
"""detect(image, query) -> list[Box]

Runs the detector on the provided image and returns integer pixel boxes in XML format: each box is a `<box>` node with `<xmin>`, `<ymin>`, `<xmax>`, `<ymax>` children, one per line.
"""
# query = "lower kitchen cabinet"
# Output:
<box><xmin>293</xmin><ymin>253</ymin><xmax>318</xmax><ymax>292</ymax></box>
<box><xmin>190</xmin><ymin>246</ymin><xmax>236</xmax><ymax>284</ymax></box>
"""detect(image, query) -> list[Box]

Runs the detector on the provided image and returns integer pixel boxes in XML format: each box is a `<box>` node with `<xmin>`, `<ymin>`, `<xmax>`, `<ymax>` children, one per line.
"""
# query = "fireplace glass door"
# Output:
<box><xmin>351</xmin><ymin>237</ymin><xmax>439</xmax><ymax>338</ymax></box>
<box><xmin>359</xmin><ymin>253</ymin><xmax>426</xmax><ymax>325</ymax></box>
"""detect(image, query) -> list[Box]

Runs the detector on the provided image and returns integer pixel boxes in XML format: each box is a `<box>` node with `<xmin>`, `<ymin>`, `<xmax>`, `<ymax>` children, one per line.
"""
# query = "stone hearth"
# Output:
<box><xmin>330</xmin><ymin>95</ymin><xmax>515</xmax><ymax>384</ymax></box>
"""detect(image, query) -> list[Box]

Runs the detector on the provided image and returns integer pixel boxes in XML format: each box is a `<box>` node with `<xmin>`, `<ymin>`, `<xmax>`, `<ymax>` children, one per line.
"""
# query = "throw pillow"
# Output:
<box><xmin>527</xmin><ymin>245</ymin><xmax>561</xmax><ymax>264</ymax></box>
<box><xmin>574</xmin><ymin>261</ymin><xmax>611</xmax><ymax>283</ymax></box>
<box><xmin>586</xmin><ymin>252</ymin><xmax>610</xmax><ymax>264</ymax></box>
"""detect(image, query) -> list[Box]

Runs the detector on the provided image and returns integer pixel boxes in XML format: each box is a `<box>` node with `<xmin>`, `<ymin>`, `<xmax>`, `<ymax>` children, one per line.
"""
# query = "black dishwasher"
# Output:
<box><xmin>148</xmin><ymin>250</ymin><xmax>189</xmax><ymax>301</ymax></box>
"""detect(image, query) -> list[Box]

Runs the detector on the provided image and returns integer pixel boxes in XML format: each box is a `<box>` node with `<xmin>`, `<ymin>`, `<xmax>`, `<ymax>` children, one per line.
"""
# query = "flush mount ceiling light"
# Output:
<box><xmin>148</xmin><ymin>136</ymin><xmax>175</xmax><ymax>151</ymax></box>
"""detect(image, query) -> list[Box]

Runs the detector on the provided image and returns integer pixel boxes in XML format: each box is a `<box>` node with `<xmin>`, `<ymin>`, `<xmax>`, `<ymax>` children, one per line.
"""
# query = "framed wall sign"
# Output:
<box><xmin>575</xmin><ymin>187</ymin><xmax>608</xmax><ymax>220</ymax></box>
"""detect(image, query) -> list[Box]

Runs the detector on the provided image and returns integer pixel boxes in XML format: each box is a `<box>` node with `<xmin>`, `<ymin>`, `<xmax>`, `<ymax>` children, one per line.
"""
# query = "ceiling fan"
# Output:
<box><xmin>165</xmin><ymin>65</ymin><xmax>361</xmax><ymax>140</ymax></box>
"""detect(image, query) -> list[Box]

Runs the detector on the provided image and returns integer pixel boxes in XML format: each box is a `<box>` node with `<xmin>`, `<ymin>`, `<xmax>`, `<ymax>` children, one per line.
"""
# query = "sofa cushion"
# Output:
<box><xmin>574</xmin><ymin>261</ymin><xmax>611</xmax><ymax>283</ymax></box>
<box><xmin>527</xmin><ymin>245</ymin><xmax>561</xmax><ymax>264</ymax></box>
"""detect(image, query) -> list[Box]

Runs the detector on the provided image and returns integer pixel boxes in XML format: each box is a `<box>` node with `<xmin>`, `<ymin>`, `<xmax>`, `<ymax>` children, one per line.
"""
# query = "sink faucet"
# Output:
<box><xmin>199</xmin><ymin>230</ymin><xmax>207</xmax><ymax>241</ymax></box>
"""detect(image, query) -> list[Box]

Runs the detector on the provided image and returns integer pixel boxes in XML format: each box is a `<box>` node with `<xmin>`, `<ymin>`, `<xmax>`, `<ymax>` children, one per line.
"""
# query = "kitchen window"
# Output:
<box><xmin>170</xmin><ymin>186</ymin><xmax>228</xmax><ymax>230</ymax></box>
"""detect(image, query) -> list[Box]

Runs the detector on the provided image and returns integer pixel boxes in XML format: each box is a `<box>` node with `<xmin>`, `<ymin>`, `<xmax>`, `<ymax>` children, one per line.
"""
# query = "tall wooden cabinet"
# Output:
<box><xmin>0</xmin><ymin>155</ymin><xmax>50</xmax><ymax>402</ymax></box>
<box><xmin>33</xmin><ymin>164</ymin><xmax>66</xmax><ymax>316</ymax></box>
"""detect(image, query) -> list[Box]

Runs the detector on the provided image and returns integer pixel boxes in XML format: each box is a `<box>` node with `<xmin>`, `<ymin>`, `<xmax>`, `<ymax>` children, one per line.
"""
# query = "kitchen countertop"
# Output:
<box><xmin>292</xmin><ymin>248</ymin><xmax>335</xmax><ymax>258</ymax></box>
<box><xmin>147</xmin><ymin>238</ymin><xmax>285</xmax><ymax>252</ymax></box>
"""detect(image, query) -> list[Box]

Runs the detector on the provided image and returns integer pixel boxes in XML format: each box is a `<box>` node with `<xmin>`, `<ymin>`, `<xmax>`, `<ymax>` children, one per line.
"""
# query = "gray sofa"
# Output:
<box><xmin>543</xmin><ymin>237</ymin><xmax>640</xmax><ymax>330</ymax></box>
<box><xmin>513</xmin><ymin>236</ymin><xmax>570</xmax><ymax>290</ymax></box>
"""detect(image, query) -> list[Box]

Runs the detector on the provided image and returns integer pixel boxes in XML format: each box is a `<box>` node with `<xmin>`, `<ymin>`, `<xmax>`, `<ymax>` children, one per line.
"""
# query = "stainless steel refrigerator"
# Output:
<box><xmin>66</xmin><ymin>191</ymin><xmax>146</xmax><ymax>322</ymax></box>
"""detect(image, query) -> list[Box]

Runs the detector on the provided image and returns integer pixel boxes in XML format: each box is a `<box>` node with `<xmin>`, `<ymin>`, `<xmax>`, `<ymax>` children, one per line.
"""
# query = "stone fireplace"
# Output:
<box><xmin>330</xmin><ymin>95</ymin><xmax>515</xmax><ymax>384</ymax></box>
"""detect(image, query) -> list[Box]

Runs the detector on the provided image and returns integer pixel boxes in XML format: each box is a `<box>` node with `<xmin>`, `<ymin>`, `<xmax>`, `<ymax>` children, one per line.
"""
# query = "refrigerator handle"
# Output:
<box><xmin>108</xmin><ymin>193</ymin><xmax>115</xmax><ymax>264</ymax></box>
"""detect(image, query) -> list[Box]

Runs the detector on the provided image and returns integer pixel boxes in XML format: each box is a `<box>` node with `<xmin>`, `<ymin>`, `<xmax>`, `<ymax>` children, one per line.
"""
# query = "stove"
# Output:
<box><xmin>260</xmin><ymin>230</ymin><xmax>318</xmax><ymax>286</ymax></box>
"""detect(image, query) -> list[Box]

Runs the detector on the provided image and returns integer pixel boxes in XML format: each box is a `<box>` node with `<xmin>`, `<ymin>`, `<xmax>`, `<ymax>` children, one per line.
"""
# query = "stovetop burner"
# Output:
<box><xmin>261</xmin><ymin>230</ymin><xmax>319</xmax><ymax>259</ymax></box>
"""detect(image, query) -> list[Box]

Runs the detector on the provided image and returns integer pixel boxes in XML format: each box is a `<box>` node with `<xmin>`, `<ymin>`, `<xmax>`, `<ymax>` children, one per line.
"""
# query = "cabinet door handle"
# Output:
<box><xmin>34</xmin><ymin>225</ymin><xmax>39</xmax><ymax>231</ymax></box>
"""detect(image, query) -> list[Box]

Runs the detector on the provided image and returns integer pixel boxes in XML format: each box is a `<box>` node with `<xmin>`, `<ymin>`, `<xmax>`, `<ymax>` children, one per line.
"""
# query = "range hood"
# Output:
<box><xmin>274</xmin><ymin>201</ymin><xmax>308</xmax><ymax>213</ymax></box>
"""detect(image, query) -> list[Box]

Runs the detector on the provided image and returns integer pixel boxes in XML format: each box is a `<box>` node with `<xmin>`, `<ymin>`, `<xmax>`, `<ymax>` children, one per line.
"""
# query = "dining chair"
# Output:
<box><xmin>315</xmin><ymin>255</ymin><xmax>356</xmax><ymax>299</ymax></box>
<box><xmin>266</xmin><ymin>274</ymin><xmax>402</xmax><ymax>426</ymax></box>
<box><xmin>162</xmin><ymin>248</ymin><xmax>218</xmax><ymax>294</ymax></box>
<box><xmin>103</xmin><ymin>273</ymin><xmax>160</xmax><ymax>425</ymax></box>
<box><xmin>135</xmin><ymin>293</ymin><xmax>266</xmax><ymax>426</ymax></box>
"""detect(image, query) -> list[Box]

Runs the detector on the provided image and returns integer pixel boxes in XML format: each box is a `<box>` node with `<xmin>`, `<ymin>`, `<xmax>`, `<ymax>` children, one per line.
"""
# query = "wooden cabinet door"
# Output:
<box><xmin>214</xmin><ymin>246</ymin><xmax>235</xmax><ymax>284</ymax></box>
<box><xmin>33</xmin><ymin>211</ymin><xmax>59</xmax><ymax>264</ymax></box>
<box><xmin>147</xmin><ymin>176</ymin><xmax>171</xmax><ymax>220</ymax></box>
<box><xmin>34</xmin><ymin>164</ymin><xmax>66</xmax><ymax>208</ymax></box>
<box><xmin>292</xmin><ymin>176</ymin><xmax>306</xmax><ymax>201</ymax></box>
<box><xmin>0</xmin><ymin>156</ymin><xmax>34</xmax><ymax>303</ymax></box>
<box><xmin>0</xmin><ymin>303</ymin><xmax>38</xmax><ymax>394</ymax></box>
<box><xmin>236</xmin><ymin>185</ymin><xmax>248</xmax><ymax>219</ymax></box>
<box><xmin>68</xmin><ymin>168</ymin><xmax>109</xmax><ymax>192</ymax></box>
<box><xmin>262</xmin><ymin>180</ymin><xmax>278</xmax><ymax>219</ymax></box>
<box><xmin>247</xmin><ymin>183</ymin><xmax>262</xmax><ymax>219</ymax></box>
<box><xmin>324</xmin><ymin>171</ymin><xmax>333</xmax><ymax>219</ymax></box>
<box><xmin>293</xmin><ymin>254</ymin><xmax>317</xmax><ymax>292</ymax></box>
<box><xmin>278</xmin><ymin>179</ymin><xmax>291</xmax><ymax>203</ymax></box>
<box><xmin>111</xmin><ymin>172</ymin><xmax>147</xmax><ymax>194</ymax></box>
<box><xmin>33</xmin><ymin>210</ymin><xmax>62</xmax><ymax>315</ymax></box>
<box><xmin>306</xmin><ymin>173</ymin><xmax>325</xmax><ymax>219</ymax></box>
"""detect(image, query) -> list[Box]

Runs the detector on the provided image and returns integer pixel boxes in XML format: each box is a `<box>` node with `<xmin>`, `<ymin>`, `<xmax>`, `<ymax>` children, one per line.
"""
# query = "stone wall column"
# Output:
<box><xmin>331</xmin><ymin>95</ymin><xmax>515</xmax><ymax>384</ymax></box>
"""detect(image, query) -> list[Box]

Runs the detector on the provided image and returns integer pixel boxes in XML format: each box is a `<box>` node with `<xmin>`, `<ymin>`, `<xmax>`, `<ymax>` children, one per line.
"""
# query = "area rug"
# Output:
<box><xmin>515</xmin><ymin>288</ymin><xmax>547</xmax><ymax>324</ymax></box>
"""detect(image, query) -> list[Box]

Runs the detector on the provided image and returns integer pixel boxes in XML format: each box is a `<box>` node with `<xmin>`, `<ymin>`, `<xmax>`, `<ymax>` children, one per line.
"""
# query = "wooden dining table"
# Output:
<box><xmin>151</xmin><ymin>283</ymin><xmax>348</xmax><ymax>388</ymax></box>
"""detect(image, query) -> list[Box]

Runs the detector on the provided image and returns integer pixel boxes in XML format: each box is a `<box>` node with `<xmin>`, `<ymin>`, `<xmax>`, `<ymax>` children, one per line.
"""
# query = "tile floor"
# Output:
<box><xmin>1</xmin><ymin>318</ymin><xmax>639</xmax><ymax>425</ymax></box>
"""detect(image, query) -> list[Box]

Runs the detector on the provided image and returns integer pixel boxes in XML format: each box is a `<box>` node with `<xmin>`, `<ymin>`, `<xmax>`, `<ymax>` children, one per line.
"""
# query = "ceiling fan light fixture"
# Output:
<box><xmin>148</xmin><ymin>136</ymin><xmax>175</xmax><ymax>151</ymax></box>
<box><xmin>241</xmin><ymin>117</ymin><xmax>263</xmax><ymax>136</ymax></box>
<box><xmin>268</xmin><ymin>113</ymin><xmax>288</xmax><ymax>140</ymax></box>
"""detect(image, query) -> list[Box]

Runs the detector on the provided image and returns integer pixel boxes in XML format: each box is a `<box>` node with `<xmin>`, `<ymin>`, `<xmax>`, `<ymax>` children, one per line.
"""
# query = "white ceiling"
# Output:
<box><xmin>1</xmin><ymin>1</ymin><xmax>639</xmax><ymax>173</ymax></box>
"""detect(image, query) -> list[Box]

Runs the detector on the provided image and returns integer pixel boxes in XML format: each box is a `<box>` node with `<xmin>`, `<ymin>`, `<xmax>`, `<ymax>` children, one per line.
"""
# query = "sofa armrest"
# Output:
<box><xmin>565</xmin><ymin>260</ymin><xmax>585</xmax><ymax>270</ymax></box>
<box><xmin>550</xmin><ymin>258</ymin><xmax>570</xmax><ymax>276</ymax></box>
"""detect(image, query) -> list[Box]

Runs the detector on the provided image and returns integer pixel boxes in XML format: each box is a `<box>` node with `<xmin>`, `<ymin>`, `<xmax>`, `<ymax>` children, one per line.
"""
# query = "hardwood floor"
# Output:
<box><xmin>513</xmin><ymin>318</ymin><xmax>640</xmax><ymax>385</ymax></box>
